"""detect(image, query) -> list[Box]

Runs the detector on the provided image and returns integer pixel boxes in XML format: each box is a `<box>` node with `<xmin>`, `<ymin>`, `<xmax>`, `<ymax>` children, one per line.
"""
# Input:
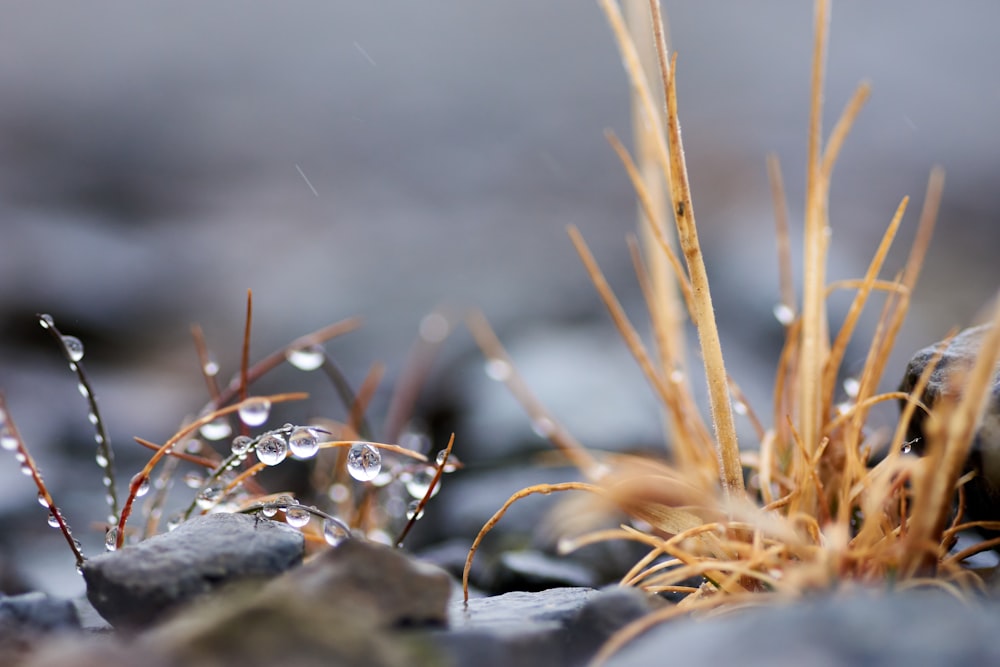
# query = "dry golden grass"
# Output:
<box><xmin>463</xmin><ymin>0</ymin><xmax>1000</xmax><ymax>662</ymax></box>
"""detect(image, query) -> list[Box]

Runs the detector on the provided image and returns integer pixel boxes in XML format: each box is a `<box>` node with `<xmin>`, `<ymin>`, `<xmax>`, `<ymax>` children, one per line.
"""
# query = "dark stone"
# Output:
<box><xmin>437</xmin><ymin>586</ymin><xmax>658</xmax><ymax>667</ymax></box>
<box><xmin>0</xmin><ymin>592</ymin><xmax>81</xmax><ymax>665</ymax></box>
<box><xmin>0</xmin><ymin>592</ymin><xmax>79</xmax><ymax>635</ymax></box>
<box><xmin>900</xmin><ymin>324</ymin><xmax>1000</xmax><ymax>522</ymax></box>
<box><xmin>492</xmin><ymin>550</ymin><xmax>598</xmax><ymax>593</ymax></box>
<box><xmin>415</xmin><ymin>539</ymin><xmax>491</xmax><ymax>592</ymax></box>
<box><xmin>276</xmin><ymin>538</ymin><xmax>452</xmax><ymax>627</ymax></box>
<box><xmin>81</xmin><ymin>512</ymin><xmax>304</xmax><ymax>629</ymax></box>
<box><xmin>0</xmin><ymin>591</ymin><xmax>80</xmax><ymax>661</ymax></box>
<box><xmin>604</xmin><ymin>591</ymin><xmax>1000</xmax><ymax>667</ymax></box>
<box><xmin>140</xmin><ymin>538</ymin><xmax>451</xmax><ymax>667</ymax></box>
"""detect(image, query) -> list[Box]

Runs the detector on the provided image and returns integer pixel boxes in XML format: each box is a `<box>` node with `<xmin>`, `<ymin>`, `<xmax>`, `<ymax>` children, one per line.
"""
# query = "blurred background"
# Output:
<box><xmin>0</xmin><ymin>1</ymin><xmax>997</xmax><ymax>595</ymax></box>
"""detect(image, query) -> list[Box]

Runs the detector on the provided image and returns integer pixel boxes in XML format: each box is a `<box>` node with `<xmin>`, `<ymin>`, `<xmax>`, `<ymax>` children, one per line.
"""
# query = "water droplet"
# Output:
<box><xmin>202</xmin><ymin>356</ymin><xmax>220</xmax><ymax>377</ymax></box>
<box><xmin>196</xmin><ymin>485</ymin><xmax>223</xmax><ymax>509</ymax></box>
<box><xmin>902</xmin><ymin>439</ymin><xmax>917</xmax><ymax>455</ymax></box>
<box><xmin>733</xmin><ymin>400</ymin><xmax>748</xmax><ymax>416</ymax></box>
<box><xmin>285</xmin><ymin>506</ymin><xmax>311</xmax><ymax>528</ymax></box>
<box><xmin>256</xmin><ymin>433</ymin><xmax>288</xmax><ymax>466</ymax></box>
<box><xmin>773</xmin><ymin>303</ymin><xmax>795</xmax><ymax>326</ymax></box>
<box><xmin>419</xmin><ymin>312</ymin><xmax>450</xmax><ymax>343</ymax></box>
<box><xmin>261</xmin><ymin>503</ymin><xmax>278</xmax><ymax>518</ymax></box>
<box><xmin>61</xmin><ymin>336</ymin><xmax>85</xmax><ymax>362</ymax></box>
<box><xmin>38</xmin><ymin>314</ymin><xmax>54</xmax><ymax>329</ymax></box>
<box><xmin>405</xmin><ymin>500</ymin><xmax>424</xmax><ymax>521</ymax></box>
<box><xmin>231</xmin><ymin>435</ymin><xmax>253</xmax><ymax>456</ymax></box>
<box><xmin>47</xmin><ymin>512</ymin><xmax>60</xmax><ymax>528</ymax></box>
<box><xmin>405</xmin><ymin>467</ymin><xmax>440</xmax><ymax>499</ymax></box>
<box><xmin>131</xmin><ymin>473</ymin><xmax>150</xmax><ymax>497</ymax></box>
<box><xmin>843</xmin><ymin>377</ymin><xmax>861</xmax><ymax>399</ymax></box>
<box><xmin>105</xmin><ymin>527</ymin><xmax>118</xmax><ymax>551</ymax></box>
<box><xmin>95</xmin><ymin>452</ymin><xmax>109</xmax><ymax>468</ymax></box>
<box><xmin>286</xmin><ymin>345</ymin><xmax>324</xmax><ymax>371</ymax></box>
<box><xmin>20</xmin><ymin>464</ymin><xmax>32</xmax><ymax>476</ymax></box>
<box><xmin>0</xmin><ymin>432</ymin><xmax>17</xmax><ymax>451</ymax></box>
<box><xmin>200</xmin><ymin>417</ymin><xmax>232</xmax><ymax>441</ymax></box>
<box><xmin>87</xmin><ymin>412</ymin><xmax>99</xmax><ymax>425</ymax></box>
<box><xmin>238</xmin><ymin>397</ymin><xmax>271</xmax><ymax>427</ymax></box>
<box><xmin>435</xmin><ymin>450</ymin><xmax>449</xmax><ymax>466</ymax></box>
<box><xmin>107</xmin><ymin>514</ymin><xmax>118</xmax><ymax>526</ymax></box>
<box><xmin>327</xmin><ymin>483</ymin><xmax>349</xmax><ymax>503</ymax></box>
<box><xmin>346</xmin><ymin>443</ymin><xmax>381</xmax><ymax>481</ymax></box>
<box><xmin>323</xmin><ymin>518</ymin><xmax>349</xmax><ymax>546</ymax></box>
<box><xmin>68</xmin><ymin>362</ymin><xmax>77</xmax><ymax>372</ymax></box>
<box><xmin>37</xmin><ymin>492</ymin><xmax>49</xmax><ymax>508</ymax></box>
<box><xmin>288</xmin><ymin>427</ymin><xmax>319</xmax><ymax>459</ymax></box>
<box><xmin>182</xmin><ymin>472</ymin><xmax>203</xmax><ymax>489</ymax></box>
<box><xmin>166</xmin><ymin>514</ymin><xmax>183</xmax><ymax>531</ymax></box>
<box><xmin>484</xmin><ymin>358</ymin><xmax>512</xmax><ymax>382</ymax></box>
<box><xmin>94</xmin><ymin>433</ymin><xmax>104</xmax><ymax>445</ymax></box>
<box><xmin>669</xmin><ymin>369</ymin><xmax>685</xmax><ymax>384</ymax></box>
<box><xmin>77</xmin><ymin>382</ymin><xmax>89</xmax><ymax>398</ymax></box>
<box><xmin>14</xmin><ymin>452</ymin><xmax>25</xmax><ymax>463</ymax></box>
<box><xmin>835</xmin><ymin>402</ymin><xmax>852</xmax><ymax>416</ymax></box>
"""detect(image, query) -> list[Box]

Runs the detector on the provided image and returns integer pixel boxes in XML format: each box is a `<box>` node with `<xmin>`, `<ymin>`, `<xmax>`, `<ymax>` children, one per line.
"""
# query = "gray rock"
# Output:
<box><xmin>900</xmin><ymin>324</ymin><xmax>1000</xmax><ymax>522</ymax></box>
<box><xmin>605</xmin><ymin>590</ymin><xmax>1000</xmax><ymax>667</ymax></box>
<box><xmin>141</xmin><ymin>538</ymin><xmax>451</xmax><ymax>667</ymax></box>
<box><xmin>0</xmin><ymin>592</ymin><xmax>81</xmax><ymax>666</ymax></box>
<box><xmin>277</xmin><ymin>538</ymin><xmax>452</xmax><ymax>627</ymax></box>
<box><xmin>439</xmin><ymin>586</ymin><xmax>657</xmax><ymax>667</ymax></box>
<box><xmin>81</xmin><ymin>512</ymin><xmax>304</xmax><ymax>629</ymax></box>
<box><xmin>492</xmin><ymin>550</ymin><xmax>598</xmax><ymax>593</ymax></box>
<box><xmin>0</xmin><ymin>592</ymin><xmax>79</xmax><ymax>635</ymax></box>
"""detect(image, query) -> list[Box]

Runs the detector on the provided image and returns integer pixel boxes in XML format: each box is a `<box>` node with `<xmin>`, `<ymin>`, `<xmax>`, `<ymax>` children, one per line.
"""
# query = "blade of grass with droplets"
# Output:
<box><xmin>0</xmin><ymin>394</ymin><xmax>87</xmax><ymax>569</ymax></box>
<box><xmin>767</xmin><ymin>154</ymin><xmax>796</xmax><ymax>321</ymax></box>
<box><xmin>37</xmin><ymin>314</ymin><xmax>120</xmax><ymax>524</ymax></box>
<box><xmin>208</xmin><ymin>317</ymin><xmax>362</xmax><ymax>411</ymax></box>
<box><xmin>116</xmin><ymin>392</ymin><xmax>307</xmax><ymax>549</ymax></box>
<box><xmin>395</xmin><ymin>432</ymin><xmax>455</xmax><ymax>547</ymax></box>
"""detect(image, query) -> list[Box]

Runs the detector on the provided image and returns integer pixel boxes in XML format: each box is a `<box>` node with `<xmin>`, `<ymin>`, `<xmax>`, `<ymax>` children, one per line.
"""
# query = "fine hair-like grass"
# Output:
<box><xmin>462</xmin><ymin>0</ymin><xmax>1000</xmax><ymax>661</ymax></box>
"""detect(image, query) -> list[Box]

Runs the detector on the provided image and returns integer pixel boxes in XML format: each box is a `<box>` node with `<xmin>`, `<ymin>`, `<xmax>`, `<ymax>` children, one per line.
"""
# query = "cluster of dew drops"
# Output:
<box><xmin>6</xmin><ymin>317</ymin><xmax>457</xmax><ymax>559</ymax></box>
<box><xmin>159</xmin><ymin>342</ymin><xmax>451</xmax><ymax>549</ymax></box>
<box><xmin>0</xmin><ymin>315</ymin><xmax>94</xmax><ymax>561</ymax></box>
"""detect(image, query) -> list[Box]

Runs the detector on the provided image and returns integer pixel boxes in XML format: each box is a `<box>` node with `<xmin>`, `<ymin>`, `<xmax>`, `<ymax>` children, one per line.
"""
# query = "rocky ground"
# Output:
<box><xmin>4</xmin><ymin>512</ymin><xmax>1000</xmax><ymax>667</ymax></box>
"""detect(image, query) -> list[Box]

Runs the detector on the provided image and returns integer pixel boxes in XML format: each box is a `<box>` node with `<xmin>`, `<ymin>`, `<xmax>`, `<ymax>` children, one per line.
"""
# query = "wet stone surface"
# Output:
<box><xmin>81</xmin><ymin>512</ymin><xmax>304</xmax><ymax>629</ymax></box>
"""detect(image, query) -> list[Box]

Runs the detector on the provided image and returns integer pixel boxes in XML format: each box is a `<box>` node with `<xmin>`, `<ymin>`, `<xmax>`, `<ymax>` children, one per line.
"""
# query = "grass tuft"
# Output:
<box><xmin>463</xmin><ymin>0</ymin><xmax>999</xmax><ymax>660</ymax></box>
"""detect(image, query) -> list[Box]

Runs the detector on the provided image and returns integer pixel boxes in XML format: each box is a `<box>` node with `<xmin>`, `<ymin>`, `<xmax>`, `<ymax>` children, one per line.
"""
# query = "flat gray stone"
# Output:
<box><xmin>81</xmin><ymin>512</ymin><xmax>304</xmax><ymax>629</ymax></box>
<box><xmin>439</xmin><ymin>586</ymin><xmax>656</xmax><ymax>667</ymax></box>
